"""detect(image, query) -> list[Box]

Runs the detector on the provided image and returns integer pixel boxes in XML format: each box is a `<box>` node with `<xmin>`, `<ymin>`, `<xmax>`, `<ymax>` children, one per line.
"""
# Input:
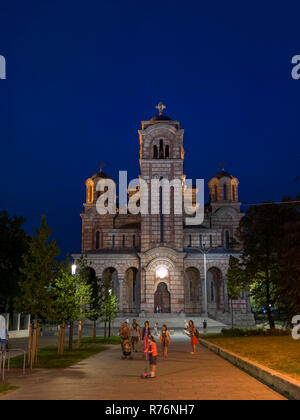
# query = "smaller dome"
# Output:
<box><xmin>213</xmin><ymin>170</ymin><xmax>233</xmax><ymax>180</ymax></box>
<box><xmin>91</xmin><ymin>171</ymin><xmax>111</xmax><ymax>180</ymax></box>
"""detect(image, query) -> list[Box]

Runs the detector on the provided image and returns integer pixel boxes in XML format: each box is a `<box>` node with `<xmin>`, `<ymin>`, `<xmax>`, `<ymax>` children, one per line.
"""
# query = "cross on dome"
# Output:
<box><xmin>155</xmin><ymin>102</ymin><xmax>166</xmax><ymax>116</ymax></box>
<box><xmin>220</xmin><ymin>161</ymin><xmax>226</xmax><ymax>171</ymax></box>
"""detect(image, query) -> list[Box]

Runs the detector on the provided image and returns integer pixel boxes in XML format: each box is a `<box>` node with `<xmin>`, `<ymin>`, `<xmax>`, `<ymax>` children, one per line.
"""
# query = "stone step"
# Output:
<box><xmin>114</xmin><ymin>315</ymin><xmax>227</xmax><ymax>328</ymax></box>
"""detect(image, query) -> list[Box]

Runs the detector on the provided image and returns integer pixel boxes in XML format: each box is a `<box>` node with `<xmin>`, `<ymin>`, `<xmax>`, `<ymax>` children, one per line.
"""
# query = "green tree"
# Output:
<box><xmin>75</xmin><ymin>255</ymin><xmax>95</xmax><ymax>347</ymax></box>
<box><xmin>233</xmin><ymin>204</ymin><xmax>283</xmax><ymax>329</ymax></box>
<box><xmin>276</xmin><ymin>200</ymin><xmax>300</xmax><ymax>321</ymax></box>
<box><xmin>87</xmin><ymin>270</ymin><xmax>103</xmax><ymax>343</ymax></box>
<box><xmin>0</xmin><ymin>211</ymin><xmax>29</xmax><ymax>313</ymax></box>
<box><xmin>15</xmin><ymin>215</ymin><xmax>60</xmax><ymax>363</ymax></box>
<box><xmin>53</xmin><ymin>256</ymin><xmax>92</xmax><ymax>353</ymax></box>
<box><xmin>229</xmin><ymin>201</ymin><xmax>300</xmax><ymax>329</ymax></box>
<box><xmin>226</xmin><ymin>256</ymin><xmax>247</xmax><ymax>328</ymax></box>
<box><xmin>16</xmin><ymin>215</ymin><xmax>59</xmax><ymax>320</ymax></box>
<box><xmin>101</xmin><ymin>285</ymin><xmax>118</xmax><ymax>338</ymax></box>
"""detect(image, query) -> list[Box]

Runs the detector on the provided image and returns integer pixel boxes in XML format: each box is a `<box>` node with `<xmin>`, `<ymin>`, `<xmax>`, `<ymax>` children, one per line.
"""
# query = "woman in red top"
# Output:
<box><xmin>187</xmin><ymin>320</ymin><xmax>199</xmax><ymax>354</ymax></box>
<box><xmin>160</xmin><ymin>324</ymin><xmax>170</xmax><ymax>358</ymax></box>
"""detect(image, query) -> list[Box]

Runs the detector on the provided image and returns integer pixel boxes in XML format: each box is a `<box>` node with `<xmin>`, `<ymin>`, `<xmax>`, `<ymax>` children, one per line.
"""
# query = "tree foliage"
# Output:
<box><xmin>276</xmin><ymin>201</ymin><xmax>300</xmax><ymax>319</ymax></box>
<box><xmin>226</xmin><ymin>256</ymin><xmax>247</xmax><ymax>300</ymax></box>
<box><xmin>226</xmin><ymin>202</ymin><xmax>300</xmax><ymax>328</ymax></box>
<box><xmin>101</xmin><ymin>284</ymin><xmax>118</xmax><ymax>338</ymax></box>
<box><xmin>53</xmin><ymin>255</ymin><xmax>94</xmax><ymax>323</ymax></box>
<box><xmin>87</xmin><ymin>270</ymin><xmax>103</xmax><ymax>322</ymax></box>
<box><xmin>0</xmin><ymin>211</ymin><xmax>29</xmax><ymax>313</ymax></box>
<box><xmin>16</xmin><ymin>215</ymin><xmax>59</xmax><ymax>319</ymax></box>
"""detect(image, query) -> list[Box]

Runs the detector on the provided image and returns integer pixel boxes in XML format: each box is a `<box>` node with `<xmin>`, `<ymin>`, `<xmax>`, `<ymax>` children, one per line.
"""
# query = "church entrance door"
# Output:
<box><xmin>154</xmin><ymin>282</ymin><xmax>171</xmax><ymax>313</ymax></box>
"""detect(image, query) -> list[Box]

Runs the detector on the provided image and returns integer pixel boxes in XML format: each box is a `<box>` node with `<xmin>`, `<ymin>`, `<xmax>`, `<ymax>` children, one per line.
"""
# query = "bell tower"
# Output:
<box><xmin>138</xmin><ymin>103</ymin><xmax>185</xmax><ymax>252</ymax></box>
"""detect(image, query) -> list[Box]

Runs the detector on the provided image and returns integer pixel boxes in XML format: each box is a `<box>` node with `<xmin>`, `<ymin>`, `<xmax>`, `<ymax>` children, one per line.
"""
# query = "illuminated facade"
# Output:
<box><xmin>74</xmin><ymin>106</ymin><xmax>254</xmax><ymax>326</ymax></box>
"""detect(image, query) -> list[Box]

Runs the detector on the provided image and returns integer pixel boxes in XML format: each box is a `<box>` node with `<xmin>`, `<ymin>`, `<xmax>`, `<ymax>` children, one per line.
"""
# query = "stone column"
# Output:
<box><xmin>203</xmin><ymin>255</ymin><xmax>208</xmax><ymax>317</ymax></box>
<box><xmin>119</xmin><ymin>277</ymin><xmax>124</xmax><ymax>314</ymax></box>
<box><xmin>17</xmin><ymin>314</ymin><xmax>21</xmax><ymax>331</ymax></box>
<box><xmin>224</xmin><ymin>278</ymin><xmax>230</xmax><ymax>312</ymax></box>
<box><xmin>5</xmin><ymin>313</ymin><xmax>10</xmax><ymax>331</ymax></box>
<box><xmin>26</xmin><ymin>314</ymin><xmax>31</xmax><ymax>330</ymax></box>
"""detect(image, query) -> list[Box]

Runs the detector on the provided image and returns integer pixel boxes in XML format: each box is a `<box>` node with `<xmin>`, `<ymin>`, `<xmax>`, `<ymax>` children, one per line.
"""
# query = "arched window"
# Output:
<box><xmin>112</xmin><ymin>235</ymin><xmax>115</xmax><ymax>248</ymax></box>
<box><xmin>96</xmin><ymin>231</ymin><xmax>100</xmax><ymax>249</ymax></box>
<box><xmin>87</xmin><ymin>181</ymin><xmax>94</xmax><ymax>204</ymax></box>
<box><xmin>133</xmin><ymin>277</ymin><xmax>136</xmax><ymax>303</ymax></box>
<box><xmin>210</xmin><ymin>281</ymin><xmax>214</xmax><ymax>302</ymax></box>
<box><xmin>225</xmin><ymin>230</ymin><xmax>230</xmax><ymax>249</ymax></box>
<box><xmin>214</xmin><ymin>185</ymin><xmax>218</xmax><ymax>201</ymax></box>
<box><xmin>190</xmin><ymin>280</ymin><xmax>194</xmax><ymax>302</ymax></box>
<box><xmin>223</xmin><ymin>184</ymin><xmax>227</xmax><ymax>200</ymax></box>
<box><xmin>199</xmin><ymin>234</ymin><xmax>203</xmax><ymax>248</ymax></box>
<box><xmin>188</xmin><ymin>235</ymin><xmax>192</xmax><ymax>247</ymax></box>
<box><xmin>159</xmin><ymin>139</ymin><xmax>164</xmax><ymax>159</ymax></box>
<box><xmin>232</xmin><ymin>185</ymin><xmax>235</xmax><ymax>201</ymax></box>
<box><xmin>122</xmin><ymin>235</ymin><xmax>125</xmax><ymax>248</ymax></box>
<box><xmin>209</xmin><ymin>234</ymin><xmax>213</xmax><ymax>248</ymax></box>
<box><xmin>153</xmin><ymin>145</ymin><xmax>158</xmax><ymax>159</ymax></box>
<box><xmin>133</xmin><ymin>235</ymin><xmax>136</xmax><ymax>248</ymax></box>
<box><xmin>165</xmin><ymin>145</ymin><xmax>169</xmax><ymax>159</ymax></box>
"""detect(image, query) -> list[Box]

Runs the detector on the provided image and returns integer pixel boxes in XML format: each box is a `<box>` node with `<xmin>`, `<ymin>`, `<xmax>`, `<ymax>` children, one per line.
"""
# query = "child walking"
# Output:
<box><xmin>160</xmin><ymin>324</ymin><xmax>170</xmax><ymax>358</ymax></box>
<box><xmin>147</xmin><ymin>335</ymin><xmax>158</xmax><ymax>378</ymax></box>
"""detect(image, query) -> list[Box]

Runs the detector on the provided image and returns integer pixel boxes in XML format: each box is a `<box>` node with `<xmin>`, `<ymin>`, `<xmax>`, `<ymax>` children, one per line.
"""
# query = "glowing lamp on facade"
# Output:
<box><xmin>156</xmin><ymin>266</ymin><xmax>169</xmax><ymax>279</ymax></box>
<box><xmin>71</xmin><ymin>264</ymin><xmax>77</xmax><ymax>275</ymax></box>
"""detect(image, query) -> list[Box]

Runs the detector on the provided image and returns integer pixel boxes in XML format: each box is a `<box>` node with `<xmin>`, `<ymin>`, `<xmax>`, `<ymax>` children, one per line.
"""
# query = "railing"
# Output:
<box><xmin>0</xmin><ymin>347</ymin><xmax>30</xmax><ymax>384</ymax></box>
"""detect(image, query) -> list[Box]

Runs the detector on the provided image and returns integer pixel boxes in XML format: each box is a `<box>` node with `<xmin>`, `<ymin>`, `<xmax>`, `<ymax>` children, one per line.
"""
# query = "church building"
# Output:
<box><xmin>74</xmin><ymin>104</ymin><xmax>254</xmax><ymax>326</ymax></box>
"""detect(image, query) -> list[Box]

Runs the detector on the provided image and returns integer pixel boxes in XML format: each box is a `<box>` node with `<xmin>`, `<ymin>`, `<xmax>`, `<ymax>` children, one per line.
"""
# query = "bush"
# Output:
<box><xmin>220</xmin><ymin>328</ymin><xmax>290</xmax><ymax>337</ymax></box>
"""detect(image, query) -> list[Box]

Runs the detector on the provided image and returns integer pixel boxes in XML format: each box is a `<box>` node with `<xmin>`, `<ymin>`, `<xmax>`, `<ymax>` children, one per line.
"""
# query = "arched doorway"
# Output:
<box><xmin>154</xmin><ymin>282</ymin><xmax>171</xmax><ymax>313</ymax></box>
<box><xmin>87</xmin><ymin>267</ymin><xmax>97</xmax><ymax>283</ymax></box>
<box><xmin>102</xmin><ymin>267</ymin><xmax>119</xmax><ymax>300</ymax></box>
<box><xmin>207</xmin><ymin>267</ymin><xmax>224</xmax><ymax>311</ymax></box>
<box><xmin>125</xmin><ymin>267</ymin><xmax>140</xmax><ymax>313</ymax></box>
<box><xmin>184</xmin><ymin>267</ymin><xmax>201</xmax><ymax>313</ymax></box>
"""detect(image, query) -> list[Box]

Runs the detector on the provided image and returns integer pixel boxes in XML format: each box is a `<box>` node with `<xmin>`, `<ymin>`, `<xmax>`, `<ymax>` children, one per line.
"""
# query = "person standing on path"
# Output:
<box><xmin>141</xmin><ymin>321</ymin><xmax>151</xmax><ymax>356</ymax></box>
<box><xmin>187</xmin><ymin>320</ymin><xmax>199</xmax><ymax>354</ymax></box>
<box><xmin>131</xmin><ymin>319</ymin><xmax>140</xmax><ymax>352</ymax></box>
<box><xmin>147</xmin><ymin>335</ymin><xmax>158</xmax><ymax>378</ymax></box>
<box><xmin>160</xmin><ymin>324</ymin><xmax>170</xmax><ymax>358</ymax></box>
<box><xmin>120</xmin><ymin>322</ymin><xmax>131</xmax><ymax>352</ymax></box>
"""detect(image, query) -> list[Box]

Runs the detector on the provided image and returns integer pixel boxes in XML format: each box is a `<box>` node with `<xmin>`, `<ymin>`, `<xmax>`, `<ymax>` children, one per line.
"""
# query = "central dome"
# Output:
<box><xmin>150</xmin><ymin>114</ymin><xmax>172</xmax><ymax>121</ymax></box>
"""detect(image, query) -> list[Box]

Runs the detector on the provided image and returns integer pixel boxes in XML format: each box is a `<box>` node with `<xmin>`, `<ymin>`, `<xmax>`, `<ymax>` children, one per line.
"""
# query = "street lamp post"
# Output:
<box><xmin>108</xmin><ymin>288</ymin><xmax>112</xmax><ymax>338</ymax></box>
<box><xmin>69</xmin><ymin>263</ymin><xmax>77</xmax><ymax>351</ymax></box>
<box><xmin>199</xmin><ymin>244</ymin><xmax>211</xmax><ymax>318</ymax></box>
<box><xmin>71</xmin><ymin>264</ymin><xmax>77</xmax><ymax>276</ymax></box>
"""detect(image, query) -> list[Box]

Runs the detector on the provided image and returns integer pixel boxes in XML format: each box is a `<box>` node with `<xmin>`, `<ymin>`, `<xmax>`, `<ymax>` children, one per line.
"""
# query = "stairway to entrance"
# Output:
<box><xmin>115</xmin><ymin>313</ymin><xmax>228</xmax><ymax>330</ymax></box>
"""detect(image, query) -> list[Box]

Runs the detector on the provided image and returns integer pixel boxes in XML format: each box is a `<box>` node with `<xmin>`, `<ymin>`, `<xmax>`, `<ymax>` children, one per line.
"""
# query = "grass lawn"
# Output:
<box><xmin>9</xmin><ymin>342</ymin><xmax>110</xmax><ymax>369</ymax></box>
<box><xmin>205</xmin><ymin>335</ymin><xmax>300</xmax><ymax>382</ymax></box>
<box><xmin>80</xmin><ymin>336</ymin><xmax>121</xmax><ymax>345</ymax></box>
<box><xmin>0</xmin><ymin>385</ymin><xmax>18</xmax><ymax>394</ymax></box>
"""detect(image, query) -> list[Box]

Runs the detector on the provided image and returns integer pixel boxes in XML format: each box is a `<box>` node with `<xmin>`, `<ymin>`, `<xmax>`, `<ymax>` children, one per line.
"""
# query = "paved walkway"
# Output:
<box><xmin>1</xmin><ymin>336</ymin><xmax>285</xmax><ymax>400</ymax></box>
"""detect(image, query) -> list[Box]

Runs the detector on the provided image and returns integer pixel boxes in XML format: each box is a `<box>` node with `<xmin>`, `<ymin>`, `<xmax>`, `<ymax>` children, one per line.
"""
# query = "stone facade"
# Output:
<box><xmin>73</xmin><ymin>109</ymin><xmax>255</xmax><ymax>326</ymax></box>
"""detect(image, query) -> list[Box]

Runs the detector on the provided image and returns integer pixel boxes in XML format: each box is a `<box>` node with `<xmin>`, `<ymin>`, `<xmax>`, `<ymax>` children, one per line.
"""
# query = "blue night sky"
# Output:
<box><xmin>0</xmin><ymin>1</ymin><xmax>299</xmax><ymax>257</ymax></box>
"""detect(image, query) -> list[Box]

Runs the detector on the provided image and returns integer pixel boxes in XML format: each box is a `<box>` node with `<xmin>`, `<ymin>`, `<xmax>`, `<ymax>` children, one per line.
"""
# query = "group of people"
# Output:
<box><xmin>119</xmin><ymin>319</ymin><xmax>200</xmax><ymax>378</ymax></box>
